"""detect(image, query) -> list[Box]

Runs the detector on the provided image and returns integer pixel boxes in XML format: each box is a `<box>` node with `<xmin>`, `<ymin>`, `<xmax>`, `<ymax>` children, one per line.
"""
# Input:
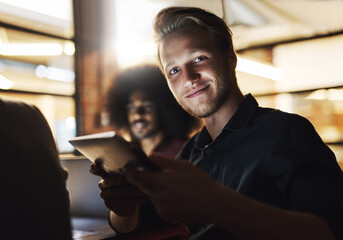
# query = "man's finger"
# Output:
<box><xmin>100</xmin><ymin>184</ymin><xmax>145</xmax><ymax>198</ymax></box>
<box><xmin>123</xmin><ymin>167</ymin><xmax>162</xmax><ymax>191</ymax></box>
<box><xmin>90</xmin><ymin>158</ymin><xmax>109</xmax><ymax>178</ymax></box>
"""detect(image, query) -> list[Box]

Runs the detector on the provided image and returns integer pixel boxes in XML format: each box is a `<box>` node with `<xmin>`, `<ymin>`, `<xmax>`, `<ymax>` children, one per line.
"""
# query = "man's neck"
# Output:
<box><xmin>140</xmin><ymin>131</ymin><xmax>165</xmax><ymax>155</ymax></box>
<box><xmin>203</xmin><ymin>89</ymin><xmax>244</xmax><ymax>140</ymax></box>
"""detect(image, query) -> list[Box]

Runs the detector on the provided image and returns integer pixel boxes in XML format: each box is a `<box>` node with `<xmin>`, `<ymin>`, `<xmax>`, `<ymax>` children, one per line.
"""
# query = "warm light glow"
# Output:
<box><xmin>35</xmin><ymin>64</ymin><xmax>75</xmax><ymax>82</ymax></box>
<box><xmin>306</xmin><ymin>89</ymin><xmax>343</xmax><ymax>101</ymax></box>
<box><xmin>65</xmin><ymin>116</ymin><xmax>76</xmax><ymax>129</ymax></box>
<box><xmin>306</xmin><ymin>89</ymin><xmax>327</xmax><ymax>100</ymax></box>
<box><xmin>236</xmin><ymin>56</ymin><xmax>282</xmax><ymax>81</ymax></box>
<box><xmin>0</xmin><ymin>74</ymin><xmax>13</xmax><ymax>89</ymax></box>
<box><xmin>0</xmin><ymin>0</ymin><xmax>72</xmax><ymax>21</ymax></box>
<box><xmin>114</xmin><ymin>0</ymin><xmax>165</xmax><ymax>68</ymax></box>
<box><xmin>320</xmin><ymin>126</ymin><xmax>341</xmax><ymax>142</ymax></box>
<box><xmin>0</xmin><ymin>60</ymin><xmax>5</xmax><ymax>71</ymax></box>
<box><xmin>0</xmin><ymin>43</ymin><xmax>63</xmax><ymax>56</ymax></box>
<box><xmin>327</xmin><ymin>89</ymin><xmax>343</xmax><ymax>101</ymax></box>
<box><xmin>116</xmin><ymin>41</ymin><xmax>156</xmax><ymax>68</ymax></box>
<box><xmin>64</xmin><ymin>42</ymin><xmax>75</xmax><ymax>56</ymax></box>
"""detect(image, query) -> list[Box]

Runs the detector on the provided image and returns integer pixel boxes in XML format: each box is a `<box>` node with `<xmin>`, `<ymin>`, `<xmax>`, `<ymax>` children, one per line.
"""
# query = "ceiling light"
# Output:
<box><xmin>0</xmin><ymin>74</ymin><xmax>13</xmax><ymax>89</ymax></box>
<box><xmin>328</xmin><ymin>89</ymin><xmax>343</xmax><ymax>101</ymax></box>
<box><xmin>306</xmin><ymin>89</ymin><xmax>327</xmax><ymax>100</ymax></box>
<box><xmin>35</xmin><ymin>64</ymin><xmax>75</xmax><ymax>82</ymax></box>
<box><xmin>0</xmin><ymin>43</ymin><xmax>63</xmax><ymax>56</ymax></box>
<box><xmin>306</xmin><ymin>89</ymin><xmax>343</xmax><ymax>101</ymax></box>
<box><xmin>236</xmin><ymin>56</ymin><xmax>282</xmax><ymax>81</ymax></box>
<box><xmin>64</xmin><ymin>42</ymin><xmax>75</xmax><ymax>56</ymax></box>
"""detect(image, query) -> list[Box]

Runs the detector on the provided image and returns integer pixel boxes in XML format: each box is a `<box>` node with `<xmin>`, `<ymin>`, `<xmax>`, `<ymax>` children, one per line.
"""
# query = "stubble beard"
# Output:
<box><xmin>180</xmin><ymin>77</ymin><xmax>230</xmax><ymax>119</ymax></box>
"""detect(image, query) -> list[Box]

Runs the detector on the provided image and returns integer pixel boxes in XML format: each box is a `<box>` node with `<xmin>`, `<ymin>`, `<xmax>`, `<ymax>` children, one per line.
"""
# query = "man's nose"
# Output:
<box><xmin>134</xmin><ymin>106</ymin><xmax>146</xmax><ymax>116</ymax></box>
<box><xmin>184</xmin><ymin>65</ymin><xmax>200</xmax><ymax>83</ymax></box>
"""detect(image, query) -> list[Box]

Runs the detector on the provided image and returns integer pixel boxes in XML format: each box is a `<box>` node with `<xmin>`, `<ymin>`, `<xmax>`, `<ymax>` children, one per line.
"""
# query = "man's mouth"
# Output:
<box><xmin>132</xmin><ymin>120</ymin><xmax>149</xmax><ymax>130</ymax></box>
<box><xmin>185</xmin><ymin>84</ymin><xmax>210</xmax><ymax>98</ymax></box>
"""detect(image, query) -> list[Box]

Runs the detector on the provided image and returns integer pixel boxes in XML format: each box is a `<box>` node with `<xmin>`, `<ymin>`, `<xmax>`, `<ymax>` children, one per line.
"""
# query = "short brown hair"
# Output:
<box><xmin>153</xmin><ymin>6</ymin><xmax>236</xmax><ymax>71</ymax></box>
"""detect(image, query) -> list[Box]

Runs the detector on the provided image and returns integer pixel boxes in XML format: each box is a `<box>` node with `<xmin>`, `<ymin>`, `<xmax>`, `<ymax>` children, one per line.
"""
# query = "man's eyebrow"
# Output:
<box><xmin>142</xmin><ymin>99</ymin><xmax>153</xmax><ymax>103</ymax></box>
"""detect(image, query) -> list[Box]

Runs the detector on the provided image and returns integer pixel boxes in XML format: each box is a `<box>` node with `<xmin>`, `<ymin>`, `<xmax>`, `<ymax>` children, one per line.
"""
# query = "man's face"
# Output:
<box><xmin>127</xmin><ymin>91</ymin><xmax>160</xmax><ymax>140</ymax></box>
<box><xmin>159</xmin><ymin>26</ymin><xmax>235</xmax><ymax>118</ymax></box>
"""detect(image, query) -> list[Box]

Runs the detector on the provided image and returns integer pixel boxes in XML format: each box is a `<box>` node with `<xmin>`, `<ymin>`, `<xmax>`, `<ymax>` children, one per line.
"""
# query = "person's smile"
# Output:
<box><xmin>184</xmin><ymin>83</ymin><xmax>210</xmax><ymax>98</ymax></box>
<box><xmin>132</xmin><ymin>119</ymin><xmax>150</xmax><ymax>131</ymax></box>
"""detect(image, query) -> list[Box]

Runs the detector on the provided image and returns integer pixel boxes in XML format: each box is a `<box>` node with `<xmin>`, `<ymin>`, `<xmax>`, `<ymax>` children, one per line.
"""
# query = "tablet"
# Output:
<box><xmin>68</xmin><ymin>131</ymin><xmax>158</xmax><ymax>173</ymax></box>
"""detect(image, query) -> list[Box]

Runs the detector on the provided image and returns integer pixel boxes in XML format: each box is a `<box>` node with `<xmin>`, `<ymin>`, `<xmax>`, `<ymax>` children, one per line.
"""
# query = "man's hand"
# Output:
<box><xmin>90</xmin><ymin>159</ymin><xmax>148</xmax><ymax>217</ymax></box>
<box><xmin>123</xmin><ymin>154</ymin><xmax>336</xmax><ymax>240</ymax></box>
<box><xmin>123</xmin><ymin>153</ymin><xmax>224</xmax><ymax>223</ymax></box>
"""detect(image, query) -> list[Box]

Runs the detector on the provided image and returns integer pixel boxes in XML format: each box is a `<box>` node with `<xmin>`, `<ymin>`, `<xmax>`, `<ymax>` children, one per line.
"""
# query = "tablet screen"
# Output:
<box><xmin>69</xmin><ymin>131</ymin><xmax>158</xmax><ymax>173</ymax></box>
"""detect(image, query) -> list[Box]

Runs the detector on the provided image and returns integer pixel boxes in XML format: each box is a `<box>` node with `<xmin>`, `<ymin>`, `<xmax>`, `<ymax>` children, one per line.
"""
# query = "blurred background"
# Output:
<box><xmin>0</xmin><ymin>0</ymin><xmax>342</xmax><ymax>168</ymax></box>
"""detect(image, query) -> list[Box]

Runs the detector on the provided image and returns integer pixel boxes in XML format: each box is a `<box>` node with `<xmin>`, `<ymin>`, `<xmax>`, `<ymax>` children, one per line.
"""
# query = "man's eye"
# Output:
<box><xmin>194</xmin><ymin>57</ymin><xmax>204</xmax><ymax>63</ymax></box>
<box><xmin>170</xmin><ymin>68</ymin><xmax>180</xmax><ymax>75</ymax></box>
<box><xmin>143</xmin><ymin>105</ymin><xmax>153</xmax><ymax>111</ymax></box>
<box><xmin>127</xmin><ymin>106</ymin><xmax>136</xmax><ymax>112</ymax></box>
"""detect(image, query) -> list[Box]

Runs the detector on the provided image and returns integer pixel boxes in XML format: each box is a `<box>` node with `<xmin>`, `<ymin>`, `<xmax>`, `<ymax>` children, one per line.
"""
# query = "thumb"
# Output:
<box><xmin>149</xmin><ymin>152</ymin><xmax>188</xmax><ymax>171</ymax></box>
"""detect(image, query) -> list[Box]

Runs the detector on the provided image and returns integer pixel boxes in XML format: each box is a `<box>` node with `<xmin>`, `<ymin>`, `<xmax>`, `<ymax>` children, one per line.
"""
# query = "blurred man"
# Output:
<box><xmin>107</xmin><ymin>64</ymin><xmax>199</xmax><ymax>157</ymax></box>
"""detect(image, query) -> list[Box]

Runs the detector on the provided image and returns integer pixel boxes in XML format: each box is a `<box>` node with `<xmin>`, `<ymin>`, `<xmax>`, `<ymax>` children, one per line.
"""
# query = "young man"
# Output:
<box><xmin>107</xmin><ymin>64</ymin><xmax>199</xmax><ymax>157</ymax></box>
<box><xmin>92</xmin><ymin>7</ymin><xmax>343</xmax><ymax>239</ymax></box>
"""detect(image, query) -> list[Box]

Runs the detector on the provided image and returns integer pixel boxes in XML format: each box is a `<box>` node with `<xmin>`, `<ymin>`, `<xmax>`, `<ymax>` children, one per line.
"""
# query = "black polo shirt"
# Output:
<box><xmin>179</xmin><ymin>94</ymin><xmax>343</xmax><ymax>239</ymax></box>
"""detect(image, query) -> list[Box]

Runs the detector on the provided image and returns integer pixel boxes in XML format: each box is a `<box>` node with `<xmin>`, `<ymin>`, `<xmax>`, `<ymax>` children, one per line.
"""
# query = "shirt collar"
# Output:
<box><xmin>224</xmin><ymin>93</ymin><xmax>258</xmax><ymax>131</ymax></box>
<box><xmin>194</xmin><ymin>94</ymin><xmax>258</xmax><ymax>148</ymax></box>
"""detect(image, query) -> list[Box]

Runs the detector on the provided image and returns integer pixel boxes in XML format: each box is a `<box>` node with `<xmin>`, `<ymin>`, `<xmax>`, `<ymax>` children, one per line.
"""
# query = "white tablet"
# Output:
<box><xmin>68</xmin><ymin>131</ymin><xmax>158</xmax><ymax>173</ymax></box>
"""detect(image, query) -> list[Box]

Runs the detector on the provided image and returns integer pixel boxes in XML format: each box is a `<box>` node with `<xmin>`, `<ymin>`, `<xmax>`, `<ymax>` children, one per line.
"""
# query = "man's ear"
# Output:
<box><xmin>225</xmin><ymin>51</ymin><xmax>238</xmax><ymax>86</ymax></box>
<box><xmin>228</xmin><ymin>51</ymin><xmax>237</xmax><ymax>69</ymax></box>
<box><xmin>225</xmin><ymin>51</ymin><xmax>237</xmax><ymax>71</ymax></box>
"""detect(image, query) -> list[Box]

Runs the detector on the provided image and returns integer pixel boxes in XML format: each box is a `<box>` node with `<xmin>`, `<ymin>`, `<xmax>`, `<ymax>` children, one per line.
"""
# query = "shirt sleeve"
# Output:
<box><xmin>265</xmin><ymin>114</ymin><xmax>343</xmax><ymax>239</ymax></box>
